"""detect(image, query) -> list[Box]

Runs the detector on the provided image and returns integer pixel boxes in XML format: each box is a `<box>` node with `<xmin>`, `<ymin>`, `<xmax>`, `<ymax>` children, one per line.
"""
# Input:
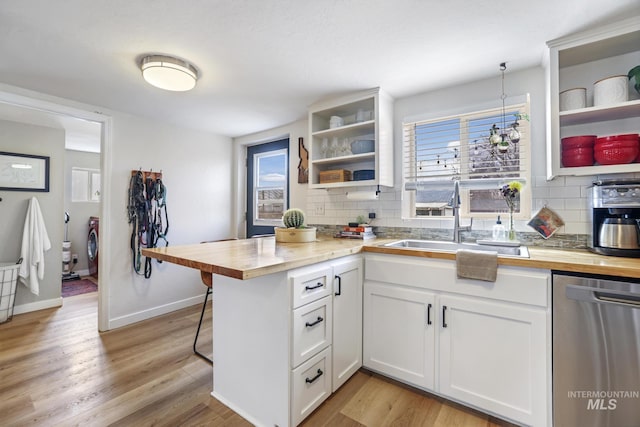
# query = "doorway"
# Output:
<box><xmin>0</xmin><ymin>89</ymin><xmax>111</xmax><ymax>331</ymax></box>
<box><xmin>246</xmin><ymin>138</ymin><xmax>289</xmax><ymax>237</ymax></box>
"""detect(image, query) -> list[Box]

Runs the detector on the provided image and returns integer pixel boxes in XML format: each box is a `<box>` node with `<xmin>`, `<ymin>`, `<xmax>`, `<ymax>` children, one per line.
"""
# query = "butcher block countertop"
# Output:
<box><xmin>142</xmin><ymin>236</ymin><xmax>640</xmax><ymax>280</ymax></box>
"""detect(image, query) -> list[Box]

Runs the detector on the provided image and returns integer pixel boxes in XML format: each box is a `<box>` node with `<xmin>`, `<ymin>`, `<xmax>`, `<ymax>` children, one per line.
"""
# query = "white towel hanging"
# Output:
<box><xmin>18</xmin><ymin>197</ymin><xmax>51</xmax><ymax>295</ymax></box>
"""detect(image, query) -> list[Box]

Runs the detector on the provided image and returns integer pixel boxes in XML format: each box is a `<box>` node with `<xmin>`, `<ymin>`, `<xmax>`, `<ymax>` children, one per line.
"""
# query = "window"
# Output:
<box><xmin>246</xmin><ymin>138</ymin><xmax>289</xmax><ymax>237</ymax></box>
<box><xmin>71</xmin><ymin>167</ymin><xmax>100</xmax><ymax>202</ymax></box>
<box><xmin>403</xmin><ymin>99</ymin><xmax>530</xmax><ymax>219</ymax></box>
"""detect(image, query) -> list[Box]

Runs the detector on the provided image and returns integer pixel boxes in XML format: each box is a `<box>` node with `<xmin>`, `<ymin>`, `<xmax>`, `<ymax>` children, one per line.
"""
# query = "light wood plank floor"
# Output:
<box><xmin>0</xmin><ymin>293</ymin><xmax>516</xmax><ymax>426</ymax></box>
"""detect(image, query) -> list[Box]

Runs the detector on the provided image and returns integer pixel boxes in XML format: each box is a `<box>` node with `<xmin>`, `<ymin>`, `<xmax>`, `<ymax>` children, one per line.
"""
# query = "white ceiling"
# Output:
<box><xmin>0</xmin><ymin>0</ymin><xmax>638</xmax><ymax>150</ymax></box>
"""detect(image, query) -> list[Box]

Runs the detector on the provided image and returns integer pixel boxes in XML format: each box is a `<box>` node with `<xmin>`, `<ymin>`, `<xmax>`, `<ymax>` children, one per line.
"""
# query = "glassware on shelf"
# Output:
<box><xmin>329</xmin><ymin>137</ymin><xmax>340</xmax><ymax>158</ymax></box>
<box><xmin>340</xmin><ymin>138</ymin><xmax>352</xmax><ymax>156</ymax></box>
<box><xmin>320</xmin><ymin>138</ymin><xmax>329</xmax><ymax>158</ymax></box>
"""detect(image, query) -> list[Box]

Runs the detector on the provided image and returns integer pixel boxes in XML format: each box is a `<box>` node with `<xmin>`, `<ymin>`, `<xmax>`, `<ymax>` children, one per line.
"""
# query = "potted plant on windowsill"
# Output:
<box><xmin>275</xmin><ymin>208</ymin><xmax>317</xmax><ymax>243</ymax></box>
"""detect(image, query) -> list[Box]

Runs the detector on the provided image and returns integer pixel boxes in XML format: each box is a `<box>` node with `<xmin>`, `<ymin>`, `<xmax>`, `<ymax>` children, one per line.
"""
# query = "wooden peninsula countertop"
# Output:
<box><xmin>142</xmin><ymin>236</ymin><xmax>640</xmax><ymax>280</ymax></box>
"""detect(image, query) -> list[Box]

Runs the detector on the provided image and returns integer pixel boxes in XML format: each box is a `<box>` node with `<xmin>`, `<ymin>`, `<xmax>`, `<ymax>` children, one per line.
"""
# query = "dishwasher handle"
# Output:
<box><xmin>565</xmin><ymin>284</ymin><xmax>640</xmax><ymax>308</ymax></box>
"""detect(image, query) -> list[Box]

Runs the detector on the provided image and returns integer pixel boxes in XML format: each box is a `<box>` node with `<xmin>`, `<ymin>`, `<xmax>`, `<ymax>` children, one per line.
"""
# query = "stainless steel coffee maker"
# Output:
<box><xmin>588</xmin><ymin>180</ymin><xmax>640</xmax><ymax>257</ymax></box>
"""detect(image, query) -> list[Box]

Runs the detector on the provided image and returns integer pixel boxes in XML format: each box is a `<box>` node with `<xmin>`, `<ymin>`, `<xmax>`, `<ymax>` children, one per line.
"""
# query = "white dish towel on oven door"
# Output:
<box><xmin>18</xmin><ymin>197</ymin><xmax>51</xmax><ymax>295</ymax></box>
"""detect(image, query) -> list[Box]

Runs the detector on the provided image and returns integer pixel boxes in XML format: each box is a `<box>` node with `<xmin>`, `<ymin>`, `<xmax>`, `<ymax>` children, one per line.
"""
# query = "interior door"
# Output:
<box><xmin>246</xmin><ymin>138</ymin><xmax>289</xmax><ymax>237</ymax></box>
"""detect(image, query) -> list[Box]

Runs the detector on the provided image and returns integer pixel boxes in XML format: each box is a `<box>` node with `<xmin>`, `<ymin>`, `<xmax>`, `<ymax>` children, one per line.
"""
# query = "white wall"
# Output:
<box><xmin>106</xmin><ymin>111</ymin><xmax>233</xmax><ymax>327</ymax></box>
<box><xmin>0</xmin><ymin>119</ymin><xmax>64</xmax><ymax>312</ymax></box>
<box><xmin>232</xmin><ymin>120</ymin><xmax>307</xmax><ymax>238</ymax></box>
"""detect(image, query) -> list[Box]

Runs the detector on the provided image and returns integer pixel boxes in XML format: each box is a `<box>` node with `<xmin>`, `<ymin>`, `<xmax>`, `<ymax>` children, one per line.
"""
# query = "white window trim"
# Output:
<box><xmin>402</xmin><ymin>96</ymin><xmax>531</xmax><ymax>220</ymax></box>
<box><xmin>71</xmin><ymin>167</ymin><xmax>101</xmax><ymax>203</ymax></box>
<box><xmin>252</xmin><ymin>148</ymin><xmax>288</xmax><ymax>227</ymax></box>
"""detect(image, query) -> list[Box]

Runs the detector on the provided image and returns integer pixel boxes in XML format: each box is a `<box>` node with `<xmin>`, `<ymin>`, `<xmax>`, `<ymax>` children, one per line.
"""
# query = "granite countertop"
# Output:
<box><xmin>142</xmin><ymin>235</ymin><xmax>640</xmax><ymax>280</ymax></box>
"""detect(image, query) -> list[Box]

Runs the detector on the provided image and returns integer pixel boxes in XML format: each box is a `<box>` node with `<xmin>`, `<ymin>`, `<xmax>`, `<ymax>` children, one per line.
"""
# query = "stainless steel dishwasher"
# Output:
<box><xmin>553</xmin><ymin>271</ymin><xmax>640</xmax><ymax>427</ymax></box>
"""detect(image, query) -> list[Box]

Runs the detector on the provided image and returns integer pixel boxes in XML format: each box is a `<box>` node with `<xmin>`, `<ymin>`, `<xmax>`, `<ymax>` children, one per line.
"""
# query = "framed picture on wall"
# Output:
<box><xmin>0</xmin><ymin>151</ymin><xmax>50</xmax><ymax>192</ymax></box>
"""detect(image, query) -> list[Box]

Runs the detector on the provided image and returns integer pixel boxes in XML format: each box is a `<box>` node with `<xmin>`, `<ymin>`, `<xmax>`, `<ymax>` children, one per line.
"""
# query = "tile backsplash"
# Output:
<box><xmin>306</xmin><ymin>173</ymin><xmax>640</xmax><ymax>249</ymax></box>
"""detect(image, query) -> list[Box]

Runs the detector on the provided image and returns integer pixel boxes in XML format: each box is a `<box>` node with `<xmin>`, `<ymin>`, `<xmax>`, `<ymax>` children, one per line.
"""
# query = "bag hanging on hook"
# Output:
<box><xmin>127</xmin><ymin>169</ymin><xmax>169</xmax><ymax>278</ymax></box>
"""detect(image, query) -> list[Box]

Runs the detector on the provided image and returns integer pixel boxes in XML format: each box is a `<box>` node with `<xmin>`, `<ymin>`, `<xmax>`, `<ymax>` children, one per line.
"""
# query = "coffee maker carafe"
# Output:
<box><xmin>588</xmin><ymin>180</ymin><xmax>640</xmax><ymax>257</ymax></box>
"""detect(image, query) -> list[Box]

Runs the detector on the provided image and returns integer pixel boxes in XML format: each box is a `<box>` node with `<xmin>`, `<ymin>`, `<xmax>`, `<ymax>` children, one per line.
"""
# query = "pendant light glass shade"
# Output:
<box><xmin>140</xmin><ymin>55</ymin><xmax>198</xmax><ymax>91</ymax></box>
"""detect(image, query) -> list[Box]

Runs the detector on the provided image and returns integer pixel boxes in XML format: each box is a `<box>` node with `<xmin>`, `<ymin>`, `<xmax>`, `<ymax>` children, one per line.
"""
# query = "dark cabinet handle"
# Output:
<box><xmin>305</xmin><ymin>368</ymin><xmax>323</xmax><ymax>384</ymax></box>
<box><xmin>335</xmin><ymin>275</ymin><xmax>342</xmax><ymax>296</ymax></box>
<box><xmin>442</xmin><ymin>306</ymin><xmax>448</xmax><ymax>328</ymax></box>
<box><xmin>427</xmin><ymin>303</ymin><xmax>432</xmax><ymax>325</ymax></box>
<box><xmin>305</xmin><ymin>316</ymin><xmax>324</xmax><ymax>327</ymax></box>
<box><xmin>305</xmin><ymin>282</ymin><xmax>323</xmax><ymax>291</ymax></box>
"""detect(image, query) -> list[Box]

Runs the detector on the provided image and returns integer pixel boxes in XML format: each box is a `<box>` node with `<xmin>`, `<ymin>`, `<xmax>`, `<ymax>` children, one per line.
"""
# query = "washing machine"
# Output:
<box><xmin>88</xmin><ymin>216</ymin><xmax>99</xmax><ymax>278</ymax></box>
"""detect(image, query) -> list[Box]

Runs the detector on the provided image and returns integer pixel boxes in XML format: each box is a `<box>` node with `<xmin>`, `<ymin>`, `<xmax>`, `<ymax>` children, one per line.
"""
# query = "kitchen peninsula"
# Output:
<box><xmin>143</xmin><ymin>237</ymin><xmax>640</xmax><ymax>427</ymax></box>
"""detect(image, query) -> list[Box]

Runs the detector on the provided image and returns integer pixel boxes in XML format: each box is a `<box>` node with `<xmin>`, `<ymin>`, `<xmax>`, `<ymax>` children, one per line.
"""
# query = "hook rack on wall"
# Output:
<box><xmin>131</xmin><ymin>169</ymin><xmax>163</xmax><ymax>180</ymax></box>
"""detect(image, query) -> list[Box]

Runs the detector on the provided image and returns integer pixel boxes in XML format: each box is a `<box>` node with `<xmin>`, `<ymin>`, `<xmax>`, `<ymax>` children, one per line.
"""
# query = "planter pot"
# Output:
<box><xmin>275</xmin><ymin>227</ymin><xmax>317</xmax><ymax>243</ymax></box>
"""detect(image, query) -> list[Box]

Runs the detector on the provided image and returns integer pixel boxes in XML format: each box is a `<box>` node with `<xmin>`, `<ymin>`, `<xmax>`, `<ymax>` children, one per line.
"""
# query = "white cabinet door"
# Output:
<box><xmin>363</xmin><ymin>281</ymin><xmax>436</xmax><ymax>390</ymax></box>
<box><xmin>331</xmin><ymin>257</ymin><xmax>363</xmax><ymax>392</ymax></box>
<box><xmin>438</xmin><ymin>294</ymin><xmax>547</xmax><ymax>427</ymax></box>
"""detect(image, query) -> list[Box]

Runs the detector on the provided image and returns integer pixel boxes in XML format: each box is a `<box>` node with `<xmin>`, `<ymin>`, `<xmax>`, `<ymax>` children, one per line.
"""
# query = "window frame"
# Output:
<box><xmin>402</xmin><ymin>98</ymin><xmax>531</xmax><ymax>220</ymax></box>
<box><xmin>71</xmin><ymin>167</ymin><xmax>101</xmax><ymax>203</ymax></box>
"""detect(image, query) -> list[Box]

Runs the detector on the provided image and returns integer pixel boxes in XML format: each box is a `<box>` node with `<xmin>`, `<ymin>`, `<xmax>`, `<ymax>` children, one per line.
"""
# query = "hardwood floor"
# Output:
<box><xmin>0</xmin><ymin>293</ymin><xmax>515</xmax><ymax>426</ymax></box>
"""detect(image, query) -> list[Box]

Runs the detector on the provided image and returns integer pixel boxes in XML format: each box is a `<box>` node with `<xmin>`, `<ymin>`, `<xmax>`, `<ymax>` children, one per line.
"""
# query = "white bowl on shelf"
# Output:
<box><xmin>559</xmin><ymin>88</ymin><xmax>586</xmax><ymax>111</ymax></box>
<box><xmin>593</xmin><ymin>75</ymin><xmax>628</xmax><ymax>107</ymax></box>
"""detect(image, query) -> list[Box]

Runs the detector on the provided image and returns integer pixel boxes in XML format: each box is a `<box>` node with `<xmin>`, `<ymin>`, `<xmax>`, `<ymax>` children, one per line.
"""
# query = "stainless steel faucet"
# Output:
<box><xmin>451</xmin><ymin>180</ymin><xmax>473</xmax><ymax>243</ymax></box>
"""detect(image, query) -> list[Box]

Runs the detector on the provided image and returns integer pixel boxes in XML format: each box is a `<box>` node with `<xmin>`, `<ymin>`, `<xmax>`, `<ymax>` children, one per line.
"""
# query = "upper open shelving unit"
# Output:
<box><xmin>308</xmin><ymin>88</ymin><xmax>394</xmax><ymax>189</ymax></box>
<box><xmin>545</xmin><ymin>16</ymin><xmax>640</xmax><ymax>179</ymax></box>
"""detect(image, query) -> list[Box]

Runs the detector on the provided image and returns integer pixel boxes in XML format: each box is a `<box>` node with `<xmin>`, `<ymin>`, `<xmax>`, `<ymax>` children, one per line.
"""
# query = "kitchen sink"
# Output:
<box><xmin>383</xmin><ymin>239</ymin><xmax>530</xmax><ymax>258</ymax></box>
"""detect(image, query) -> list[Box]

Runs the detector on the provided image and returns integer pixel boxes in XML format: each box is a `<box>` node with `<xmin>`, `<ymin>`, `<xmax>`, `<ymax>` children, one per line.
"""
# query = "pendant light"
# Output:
<box><xmin>140</xmin><ymin>55</ymin><xmax>198</xmax><ymax>92</ymax></box>
<box><xmin>490</xmin><ymin>62</ymin><xmax>521</xmax><ymax>152</ymax></box>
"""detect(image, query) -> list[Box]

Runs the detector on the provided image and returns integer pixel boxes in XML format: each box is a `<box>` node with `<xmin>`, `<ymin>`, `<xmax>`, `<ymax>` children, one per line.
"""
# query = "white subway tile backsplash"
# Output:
<box><xmin>306</xmin><ymin>171</ymin><xmax>636</xmax><ymax>241</ymax></box>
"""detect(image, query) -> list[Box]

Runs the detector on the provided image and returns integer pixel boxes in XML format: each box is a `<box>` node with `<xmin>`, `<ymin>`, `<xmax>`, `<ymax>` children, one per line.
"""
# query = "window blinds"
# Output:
<box><xmin>403</xmin><ymin>103</ymin><xmax>530</xmax><ymax>189</ymax></box>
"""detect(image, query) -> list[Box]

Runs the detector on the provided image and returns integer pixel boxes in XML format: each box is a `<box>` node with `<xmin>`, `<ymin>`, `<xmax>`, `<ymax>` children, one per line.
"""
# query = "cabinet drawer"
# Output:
<box><xmin>292</xmin><ymin>296</ymin><xmax>332</xmax><ymax>368</ymax></box>
<box><xmin>291</xmin><ymin>346</ymin><xmax>332</xmax><ymax>426</ymax></box>
<box><xmin>290</xmin><ymin>265</ymin><xmax>332</xmax><ymax>309</ymax></box>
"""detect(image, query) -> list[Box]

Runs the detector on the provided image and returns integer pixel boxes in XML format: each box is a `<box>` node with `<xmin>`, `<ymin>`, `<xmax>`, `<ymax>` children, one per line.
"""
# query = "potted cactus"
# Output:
<box><xmin>275</xmin><ymin>208</ymin><xmax>317</xmax><ymax>243</ymax></box>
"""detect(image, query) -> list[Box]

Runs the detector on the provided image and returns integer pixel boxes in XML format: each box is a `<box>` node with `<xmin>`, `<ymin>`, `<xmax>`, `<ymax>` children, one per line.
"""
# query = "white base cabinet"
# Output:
<box><xmin>364</xmin><ymin>282</ymin><xmax>435</xmax><ymax>389</ymax></box>
<box><xmin>438</xmin><ymin>295</ymin><xmax>547</xmax><ymax>426</ymax></box>
<box><xmin>363</xmin><ymin>253</ymin><xmax>550</xmax><ymax>427</ymax></box>
<box><xmin>211</xmin><ymin>255</ymin><xmax>362</xmax><ymax>427</ymax></box>
<box><xmin>331</xmin><ymin>257</ymin><xmax>363</xmax><ymax>392</ymax></box>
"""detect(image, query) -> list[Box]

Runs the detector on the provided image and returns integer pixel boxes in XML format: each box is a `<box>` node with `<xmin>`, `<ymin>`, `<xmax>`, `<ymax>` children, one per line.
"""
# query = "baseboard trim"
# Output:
<box><xmin>13</xmin><ymin>297</ymin><xmax>63</xmax><ymax>315</ymax></box>
<box><xmin>107</xmin><ymin>294</ymin><xmax>206</xmax><ymax>330</ymax></box>
<box><xmin>73</xmin><ymin>269</ymin><xmax>90</xmax><ymax>277</ymax></box>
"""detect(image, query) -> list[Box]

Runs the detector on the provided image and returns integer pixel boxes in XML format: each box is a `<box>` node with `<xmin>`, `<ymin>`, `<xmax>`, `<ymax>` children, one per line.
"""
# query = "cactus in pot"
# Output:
<box><xmin>282</xmin><ymin>208</ymin><xmax>305</xmax><ymax>228</ymax></box>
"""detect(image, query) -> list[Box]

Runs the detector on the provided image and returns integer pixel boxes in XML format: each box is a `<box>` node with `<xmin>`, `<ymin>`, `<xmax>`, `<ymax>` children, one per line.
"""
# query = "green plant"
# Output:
<box><xmin>629</xmin><ymin>65</ymin><xmax>640</xmax><ymax>94</ymax></box>
<box><xmin>356</xmin><ymin>214</ymin><xmax>367</xmax><ymax>225</ymax></box>
<box><xmin>282</xmin><ymin>208</ymin><xmax>305</xmax><ymax>228</ymax></box>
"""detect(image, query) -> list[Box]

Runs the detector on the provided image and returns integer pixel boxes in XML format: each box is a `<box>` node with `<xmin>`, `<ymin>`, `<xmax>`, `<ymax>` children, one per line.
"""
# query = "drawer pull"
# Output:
<box><xmin>305</xmin><ymin>316</ymin><xmax>324</xmax><ymax>328</ymax></box>
<box><xmin>305</xmin><ymin>368</ymin><xmax>323</xmax><ymax>384</ymax></box>
<box><xmin>305</xmin><ymin>282</ymin><xmax>324</xmax><ymax>291</ymax></box>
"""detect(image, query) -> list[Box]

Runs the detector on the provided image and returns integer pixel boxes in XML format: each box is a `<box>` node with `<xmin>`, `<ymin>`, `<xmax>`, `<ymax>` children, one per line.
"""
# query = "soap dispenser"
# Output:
<box><xmin>492</xmin><ymin>216</ymin><xmax>506</xmax><ymax>241</ymax></box>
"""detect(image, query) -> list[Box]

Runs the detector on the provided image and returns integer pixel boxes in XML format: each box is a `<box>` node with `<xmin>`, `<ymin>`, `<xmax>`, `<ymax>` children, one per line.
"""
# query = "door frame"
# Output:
<box><xmin>0</xmin><ymin>86</ymin><xmax>112</xmax><ymax>332</ymax></box>
<box><xmin>246</xmin><ymin>138</ymin><xmax>290</xmax><ymax>237</ymax></box>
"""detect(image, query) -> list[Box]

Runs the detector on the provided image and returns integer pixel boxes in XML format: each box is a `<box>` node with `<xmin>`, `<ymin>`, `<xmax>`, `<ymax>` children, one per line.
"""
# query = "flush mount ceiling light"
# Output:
<box><xmin>140</xmin><ymin>55</ymin><xmax>198</xmax><ymax>91</ymax></box>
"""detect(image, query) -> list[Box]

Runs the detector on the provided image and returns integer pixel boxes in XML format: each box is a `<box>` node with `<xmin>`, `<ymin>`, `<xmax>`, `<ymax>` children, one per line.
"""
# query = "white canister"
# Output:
<box><xmin>559</xmin><ymin>88</ymin><xmax>586</xmax><ymax>111</ymax></box>
<box><xmin>593</xmin><ymin>75</ymin><xmax>628</xmax><ymax>107</ymax></box>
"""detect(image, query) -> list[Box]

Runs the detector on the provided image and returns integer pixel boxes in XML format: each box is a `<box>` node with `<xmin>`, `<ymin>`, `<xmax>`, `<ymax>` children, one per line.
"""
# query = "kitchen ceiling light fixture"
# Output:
<box><xmin>140</xmin><ymin>55</ymin><xmax>198</xmax><ymax>92</ymax></box>
<box><xmin>489</xmin><ymin>62</ymin><xmax>522</xmax><ymax>153</ymax></box>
